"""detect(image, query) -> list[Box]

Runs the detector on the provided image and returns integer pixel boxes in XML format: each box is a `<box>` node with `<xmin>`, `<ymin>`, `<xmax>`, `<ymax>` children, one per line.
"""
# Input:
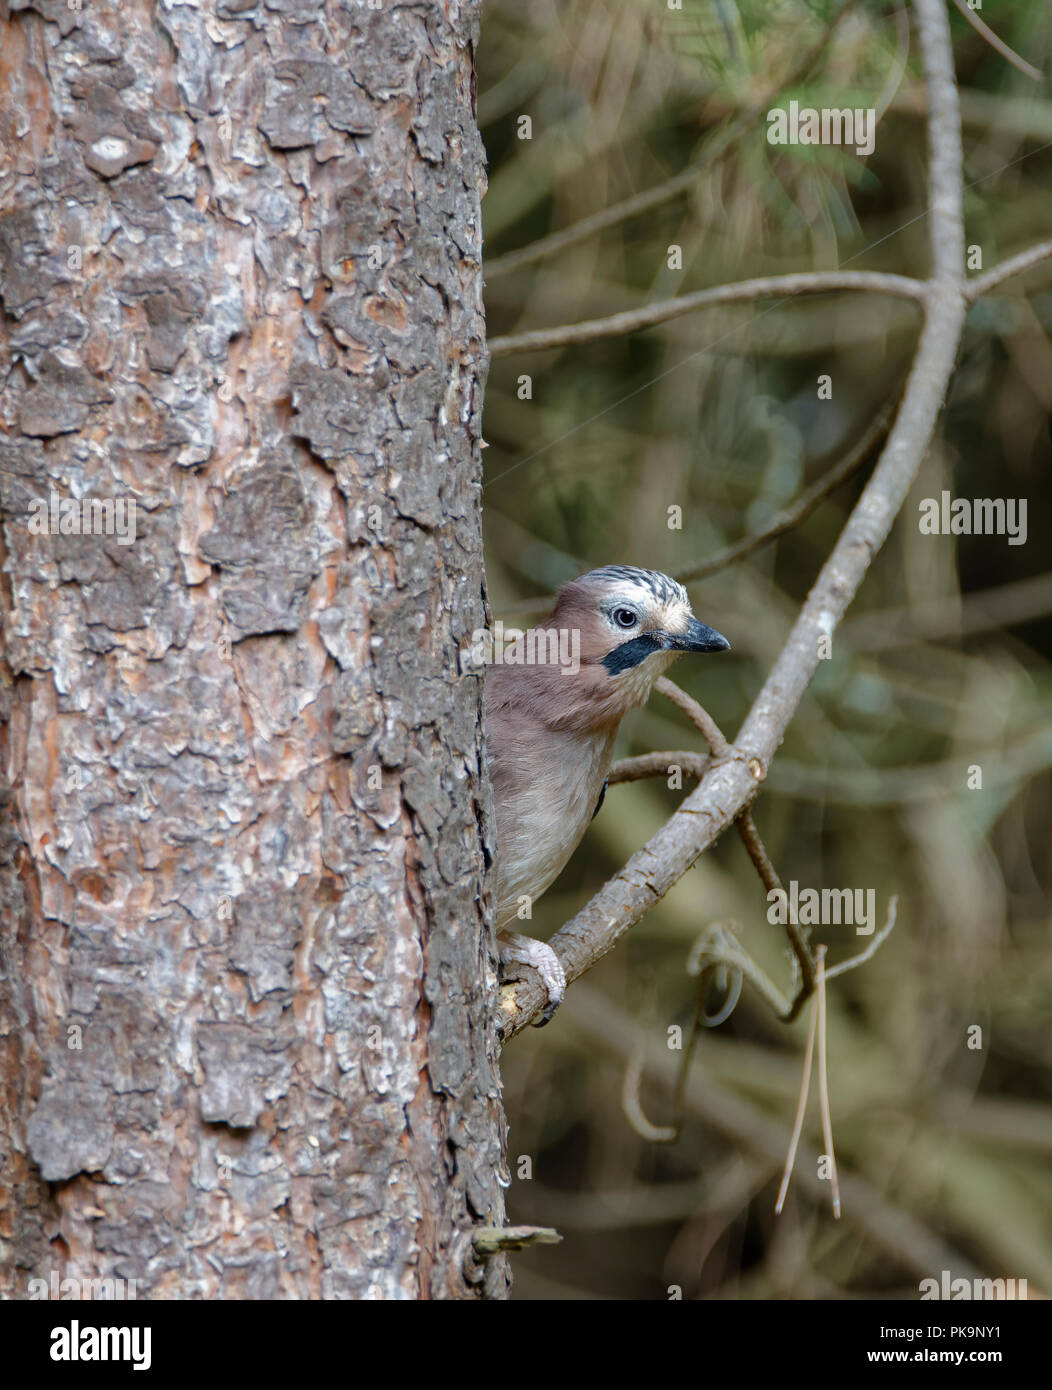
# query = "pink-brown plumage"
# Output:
<box><xmin>484</xmin><ymin>566</ymin><xmax>729</xmax><ymax>1021</ymax></box>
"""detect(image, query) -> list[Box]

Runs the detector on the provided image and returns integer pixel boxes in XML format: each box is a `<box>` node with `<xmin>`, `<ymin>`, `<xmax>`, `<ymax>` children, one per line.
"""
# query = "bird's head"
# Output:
<box><xmin>540</xmin><ymin>565</ymin><xmax>729</xmax><ymax>728</ymax></box>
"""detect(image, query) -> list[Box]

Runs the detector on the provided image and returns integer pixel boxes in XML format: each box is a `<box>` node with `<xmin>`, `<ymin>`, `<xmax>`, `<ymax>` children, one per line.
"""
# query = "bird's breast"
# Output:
<box><xmin>489</xmin><ymin>724</ymin><xmax>617</xmax><ymax>928</ymax></box>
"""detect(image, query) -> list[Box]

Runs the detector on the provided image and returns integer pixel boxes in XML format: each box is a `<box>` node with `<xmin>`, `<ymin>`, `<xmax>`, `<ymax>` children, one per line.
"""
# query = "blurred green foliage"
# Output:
<box><xmin>479</xmin><ymin>0</ymin><xmax>1052</xmax><ymax>1300</ymax></box>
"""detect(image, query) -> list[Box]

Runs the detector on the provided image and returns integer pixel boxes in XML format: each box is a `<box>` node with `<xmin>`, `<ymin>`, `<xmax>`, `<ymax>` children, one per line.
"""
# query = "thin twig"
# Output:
<box><xmin>622</xmin><ymin>1046</ymin><xmax>678</xmax><ymax>1143</ymax></box>
<box><xmin>815</xmin><ymin>948</ymin><xmax>841</xmax><ymax>1218</ymax></box>
<box><xmin>654</xmin><ymin>677</ymin><xmax>729</xmax><ymax>755</ymax></box>
<box><xmin>675</xmin><ymin>937</ymin><xmax>739</xmax><ymax>1130</ymax></box>
<box><xmin>949</xmin><ymin>0</ymin><xmax>1043</xmax><ymax>83</ymax></box>
<box><xmin>965</xmin><ymin>236</ymin><xmax>1052</xmax><ymax>303</ymax></box>
<box><xmin>688</xmin><ymin>922</ymin><xmax>793</xmax><ymax>1021</ymax></box>
<box><xmin>608</xmin><ymin>715</ymin><xmax>887</xmax><ymax>1023</ymax></box>
<box><xmin>664</xmin><ymin>991</ymin><xmax>706</xmax><ymax>1142</ymax></box>
<box><xmin>686</xmin><ymin>924</ymin><xmax>746</xmax><ymax>1027</ymax></box>
<box><xmin>736</xmin><ymin>811</ymin><xmax>815</xmax><ymax>1020</ymax></box>
<box><xmin>734</xmin><ymin>811</ymin><xmax>781</xmax><ymax>896</ymax></box>
<box><xmin>699</xmin><ymin>964</ymin><xmax>743</xmax><ymax>1028</ymax></box>
<box><xmin>488</xmin><ymin>271</ymin><xmax>927</xmax><ymax>357</ymax></box>
<box><xmin>775</xmin><ymin>981</ymin><xmax>819</xmax><ymax>1215</ymax></box>
<box><xmin>608</xmin><ymin>750</ymin><xmax>709</xmax><ymax>786</ymax></box>
<box><xmin>824</xmin><ymin>896</ymin><xmax>898</xmax><ymax>981</ymax></box>
<box><xmin>472</xmin><ymin>1225</ymin><xmax>562</xmax><ymax>1254</ymax></box>
<box><xmin>625</xmin><ymin>923</ymin><xmax>747</xmax><ymax>1146</ymax></box>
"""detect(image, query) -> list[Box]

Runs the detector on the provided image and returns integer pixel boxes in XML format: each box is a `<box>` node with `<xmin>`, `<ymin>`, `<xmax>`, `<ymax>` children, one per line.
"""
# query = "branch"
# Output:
<box><xmin>825</xmin><ymin>897</ymin><xmax>898</xmax><ymax>981</ymax></box>
<box><xmin>965</xmin><ymin>236</ymin><xmax>1052</xmax><ymax>303</ymax></box>
<box><xmin>488</xmin><ymin>271</ymin><xmax>927</xmax><ymax>358</ymax></box>
<box><xmin>608</xmin><ymin>750</ymin><xmax>709</xmax><ymax>786</ymax></box>
<box><xmin>471</xmin><ymin>1225</ymin><xmax>561</xmax><ymax>1255</ymax></box>
<box><xmin>654</xmin><ymin>675</ymin><xmax>729</xmax><ymax>755</ymax></box>
<box><xmin>688</xmin><ymin>921</ymin><xmax>792</xmax><ymax>1023</ymax></box>
<box><xmin>737</xmin><ymin>810</ymin><xmax>815</xmax><ymax>1021</ymax></box>
<box><xmin>498</xmin><ymin>0</ymin><xmax>964</xmax><ymax>1039</ymax></box>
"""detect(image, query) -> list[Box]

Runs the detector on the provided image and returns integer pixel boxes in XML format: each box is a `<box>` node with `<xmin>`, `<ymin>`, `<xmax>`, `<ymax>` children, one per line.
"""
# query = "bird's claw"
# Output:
<box><xmin>498</xmin><ymin>931</ymin><xmax>566</xmax><ymax>1025</ymax></box>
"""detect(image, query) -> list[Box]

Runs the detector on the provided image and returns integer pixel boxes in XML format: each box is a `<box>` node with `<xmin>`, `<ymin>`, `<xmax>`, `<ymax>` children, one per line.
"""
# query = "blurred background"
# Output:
<box><xmin>478</xmin><ymin>0</ymin><xmax>1052</xmax><ymax>1299</ymax></box>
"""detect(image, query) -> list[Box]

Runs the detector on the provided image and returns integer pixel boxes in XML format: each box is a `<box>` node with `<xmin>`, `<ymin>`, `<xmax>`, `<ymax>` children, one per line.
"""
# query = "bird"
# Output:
<box><xmin>484</xmin><ymin>565</ymin><xmax>729</xmax><ymax>1023</ymax></box>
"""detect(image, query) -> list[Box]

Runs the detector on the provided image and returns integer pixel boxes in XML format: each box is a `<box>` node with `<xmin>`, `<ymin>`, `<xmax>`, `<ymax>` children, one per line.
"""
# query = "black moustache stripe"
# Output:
<box><xmin>602</xmin><ymin>633</ymin><xmax>662</xmax><ymax>674</ymax></box>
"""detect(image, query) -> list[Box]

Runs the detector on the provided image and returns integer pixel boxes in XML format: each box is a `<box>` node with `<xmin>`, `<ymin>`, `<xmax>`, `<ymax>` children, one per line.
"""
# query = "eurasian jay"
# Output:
<box><xmin>485</xmin><ymin>565</ymin><xmax>729</xmax><ymax>1022</ymax></box>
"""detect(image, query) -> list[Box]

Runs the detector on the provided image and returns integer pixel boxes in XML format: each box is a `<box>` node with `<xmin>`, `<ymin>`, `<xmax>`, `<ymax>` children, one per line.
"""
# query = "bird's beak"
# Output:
<box><xmin>668</xmin><ymin>617</ymin><xmax>730</xmax><ymax>653</ymax></box>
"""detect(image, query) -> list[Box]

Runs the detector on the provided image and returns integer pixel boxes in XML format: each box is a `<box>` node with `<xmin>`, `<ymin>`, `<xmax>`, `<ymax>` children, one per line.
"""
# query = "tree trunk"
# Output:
<box><xmin>0</xmin><ymin>0</ymin><xmax>503</xmax><ymax>1299</ymax></box>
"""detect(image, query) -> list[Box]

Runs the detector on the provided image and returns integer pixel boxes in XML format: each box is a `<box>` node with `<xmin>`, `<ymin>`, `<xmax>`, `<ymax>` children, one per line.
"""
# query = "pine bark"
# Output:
<box><xmin>0</xmin><ymin>0</ymin><xmax>503</xmax><ymax>1299</ymax></box>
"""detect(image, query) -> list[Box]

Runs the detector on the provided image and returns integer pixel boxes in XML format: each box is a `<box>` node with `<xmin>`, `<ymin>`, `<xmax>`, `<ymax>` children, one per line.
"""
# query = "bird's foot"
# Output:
<box><xmin>498</xmin><ymin>931</ymin><xmax>566</xmax><ymax>1025</ymax></box>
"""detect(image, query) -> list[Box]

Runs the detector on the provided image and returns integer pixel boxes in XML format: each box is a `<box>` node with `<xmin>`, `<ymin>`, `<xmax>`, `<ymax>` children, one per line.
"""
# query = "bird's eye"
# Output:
<box><xmin>613</xmin><ymin>608</ymin><xmax>638</xmax><ymax>629</ymax></box>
